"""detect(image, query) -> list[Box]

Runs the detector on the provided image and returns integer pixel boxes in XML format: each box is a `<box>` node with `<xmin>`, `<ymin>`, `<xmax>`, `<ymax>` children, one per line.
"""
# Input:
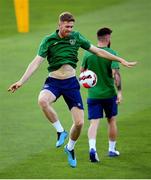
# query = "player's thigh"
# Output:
<box><xmin>38</xmin><ymin>89</ymin><xmax>56</xmax><ymax>104</ymax></box>
<box><xmin>71</xmin><ymin>107</ymin><xmax>84</xmax><ymax>126</ymax></box>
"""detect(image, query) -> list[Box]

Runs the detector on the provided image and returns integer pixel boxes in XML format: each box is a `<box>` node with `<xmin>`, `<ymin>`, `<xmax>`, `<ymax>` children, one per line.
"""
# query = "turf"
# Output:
<box><xmin>0</xmin><ymin>0</ymin><xmax>151</xmax><ymax>178</ymax></box>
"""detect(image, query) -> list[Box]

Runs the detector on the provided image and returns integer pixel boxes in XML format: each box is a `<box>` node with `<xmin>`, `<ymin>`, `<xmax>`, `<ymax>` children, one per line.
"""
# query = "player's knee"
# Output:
<box><xmin>108</xmin><ymin>117</ymin><xmax>116</xmax><ymax>124</ymax></box>
<box><xmin>75</xmin><ymin>119</ymin><xmax>84</xmax><ymax>128</ymax></box>
<box><xmin>38</xmin><ymin>97</ymin><xmax>48</xmax><ymax>109</ymax></box>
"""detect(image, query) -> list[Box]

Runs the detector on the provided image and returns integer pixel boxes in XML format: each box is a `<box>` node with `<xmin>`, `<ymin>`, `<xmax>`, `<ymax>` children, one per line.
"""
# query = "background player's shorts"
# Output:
<box><xmin>42</xmin><ymin>76</ymin><xmax>84</xmax><ymax>110</ymax></box>
<box><xmin>87</xmin><ymin>96</ymin><xmax>118</xmax><ymax>120</ymax></box>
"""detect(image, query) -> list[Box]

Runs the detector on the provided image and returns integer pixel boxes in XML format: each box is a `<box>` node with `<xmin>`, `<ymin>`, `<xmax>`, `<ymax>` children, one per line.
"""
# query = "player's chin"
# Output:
<box><xmin>65</xmin><ymin>32</ymin><xmax>71</xmax><ymax>36</ymax></box>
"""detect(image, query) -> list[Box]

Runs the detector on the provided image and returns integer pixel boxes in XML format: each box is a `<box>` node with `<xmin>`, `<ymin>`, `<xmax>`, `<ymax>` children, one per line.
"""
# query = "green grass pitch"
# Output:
<box><xmin>0</xmin><ymin>0</ymin><xmax>151</xmax><ymax>178</ymax></box>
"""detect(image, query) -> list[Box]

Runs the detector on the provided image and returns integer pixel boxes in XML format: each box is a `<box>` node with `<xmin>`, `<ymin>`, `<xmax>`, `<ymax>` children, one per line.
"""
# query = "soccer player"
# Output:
<box><xmin>8</xmin><ymin>12</ymin><xmax>136</xmax><ymax>168</ymax></box>
<box><xmin>81</xmin><ymin>27</ymin><xmax>123</xmax><ymax>162</ymax></box>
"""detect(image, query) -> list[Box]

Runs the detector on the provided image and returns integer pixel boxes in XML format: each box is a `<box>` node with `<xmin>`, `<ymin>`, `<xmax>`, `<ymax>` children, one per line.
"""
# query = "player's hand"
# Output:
<box><xmin>116</xmin><ymin>91</ymin><xmax>122</xmax><ymax>104</ymax></box>
<box><xmin>121</xmin><ymin>59</ymin><xmax>137</xmax><ymax>67</ymax></box>
<box><xmin>8</xmin><ymin>81</ymin><xmax>22</xmax><ymax>93</ymax></box>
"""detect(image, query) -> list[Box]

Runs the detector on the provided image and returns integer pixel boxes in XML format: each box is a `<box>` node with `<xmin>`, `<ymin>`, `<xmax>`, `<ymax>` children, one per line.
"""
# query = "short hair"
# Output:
<box><xmin>59</xmin><ymin>12</ymin><xmax>75</xmax><ymax>22</ymax></box>
<box><xmin>97</xmin><ymin>27</ymin><xmax>112</xmax><ymax>37</ymax></box>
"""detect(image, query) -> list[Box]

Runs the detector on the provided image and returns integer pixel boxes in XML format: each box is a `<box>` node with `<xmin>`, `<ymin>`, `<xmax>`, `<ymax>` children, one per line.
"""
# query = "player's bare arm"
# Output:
<box><xmin>89</xmin><ymin>45</ymin><xmax>137</xmax><ymax>68</ymax></box>
<box><xmin>112</xmin><ymin>69</ymin><xmax>122</xmax><ymax>104</ymax></box>
<box><xmin>8</xmin><ymin>55</ymin><xmax>44</xmax><ymax>93</ymax></box>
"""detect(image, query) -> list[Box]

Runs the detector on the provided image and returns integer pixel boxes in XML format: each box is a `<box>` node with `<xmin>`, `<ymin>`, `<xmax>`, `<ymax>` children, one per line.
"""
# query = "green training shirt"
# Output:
<box><xmin>81</xmin><ymin>47</ymin><xmax>119</xmax><ymax>99</ymax></box>
<box><xmin>37</xmin><ymin>30</ymin><xmax>91</xmax><ymax>72</ymax></box>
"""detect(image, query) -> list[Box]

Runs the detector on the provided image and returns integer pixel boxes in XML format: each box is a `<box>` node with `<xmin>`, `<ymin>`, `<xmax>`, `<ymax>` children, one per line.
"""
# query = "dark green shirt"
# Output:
<box><xmin>81</xmin><ymin>47</ymin><xmax>119</xmax><ymax>99</ymax></box>
<box><xmin>38</xmin><ymin>30</ymin><xmax>91</xmax><ymax>72</ymax></box>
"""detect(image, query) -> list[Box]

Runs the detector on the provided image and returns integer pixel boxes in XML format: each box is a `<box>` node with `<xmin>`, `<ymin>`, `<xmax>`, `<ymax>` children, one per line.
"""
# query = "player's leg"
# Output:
<box><xmin>70</xmin><ymin>107</ymin><xmax>84</xmax><ymax>142</ymax></box>
<box><xmin>88</xmin><ymin>119</ymin><xmax>100</xmax><ymax>162</ymax></box>
<box><xmin>103</xmin><ymin>96</ymin><xmax>119</xmax><ymax>156</ymax></box>
<box><xmin>87</xmin><ymin>98</ymin><xmax>102</xmax><ymax>162</ymax></box>
<box><xmin>107</xmin><ymin>116</ymin><xmax>117</xmax><ymax>142</ymax></box>
<box><xmin>88</xmin><ymin>119</ymin><xmax>100</xmax><ymax>149</ymax></box>
<box><xmin>38</xmin><ymin>77</ymin><xmax>68</xmax><ymax>147</ymax></box>
<box><xmin>64</xmin><ymin>107</ymin><xmax>84</xmax><ymax>167</ymax></box>
<box><xmin>38</xmin><ymin>89</ymin><xmax>58</xmax><ymax>123</ymax></box>
<box><xmin>62</xmin><ymin>77</ymin><xmax>84</xmax><ymax>167</ymax></box>
<box><xmin>107</xmin><ymin>116</ymin><xmax>120</xmax><ymax>156</ymax></box>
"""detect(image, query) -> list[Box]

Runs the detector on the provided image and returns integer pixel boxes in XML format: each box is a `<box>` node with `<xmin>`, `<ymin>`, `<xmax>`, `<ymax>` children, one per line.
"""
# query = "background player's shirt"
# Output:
<box><xmin>81</xmin><ymin>47</ymin><xmax>119</xmax><ymax>99</ymax></box>
<box><xmin>38</xmin><ymin>30</ymin><xmax>91</xmax><ymax>72</ymax></box>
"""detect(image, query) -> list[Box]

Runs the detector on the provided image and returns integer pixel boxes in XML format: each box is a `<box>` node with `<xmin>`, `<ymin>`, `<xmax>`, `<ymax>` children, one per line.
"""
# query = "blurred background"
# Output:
<box><xmin>0</xmin><ymin>0</ymin><xmax>151</xmax><ymax>178</ymax></box>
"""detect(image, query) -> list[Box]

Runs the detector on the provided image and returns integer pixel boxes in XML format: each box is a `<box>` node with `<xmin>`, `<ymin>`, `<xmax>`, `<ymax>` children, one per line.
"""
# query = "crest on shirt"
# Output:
<box><xmin>69</xmin><ymin>39</ymin><xmax>76</xmax><ymax>45</ymax></box>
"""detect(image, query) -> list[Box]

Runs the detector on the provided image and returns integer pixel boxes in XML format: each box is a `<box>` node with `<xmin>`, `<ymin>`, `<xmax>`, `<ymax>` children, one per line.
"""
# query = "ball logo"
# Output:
<box><xmin>79</xmin><ymin>70</ymin><xmax>97</xmax><ymax>88</ymax></box>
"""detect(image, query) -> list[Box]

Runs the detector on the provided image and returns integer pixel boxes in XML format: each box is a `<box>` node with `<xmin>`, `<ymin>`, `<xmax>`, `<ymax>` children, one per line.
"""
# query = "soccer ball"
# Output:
<box><xmin>79</xmin><ymin>70</ymin><xmax>97</xmax><ymax>88</ymax></box>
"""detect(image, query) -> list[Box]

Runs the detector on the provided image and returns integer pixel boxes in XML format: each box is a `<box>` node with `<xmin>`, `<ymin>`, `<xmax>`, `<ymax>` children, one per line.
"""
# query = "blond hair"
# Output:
<box><xmin>59</xmin><ymin>12</ymin><xmax>75</xmax><ymax>22</ymax></box>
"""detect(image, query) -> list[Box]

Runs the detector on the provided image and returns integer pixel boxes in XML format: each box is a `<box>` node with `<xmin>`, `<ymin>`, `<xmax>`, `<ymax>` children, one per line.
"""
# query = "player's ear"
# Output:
<box><xmin>58</xmin><ymin>20</ymin><xmax>62</xmax><ymax>27</ymax></box>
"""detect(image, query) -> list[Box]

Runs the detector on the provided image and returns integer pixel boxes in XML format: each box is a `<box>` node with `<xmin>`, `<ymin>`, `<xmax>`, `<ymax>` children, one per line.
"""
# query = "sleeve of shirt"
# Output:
<box><xmin>111</xmin><ymin>51</ymin><xmax>120</xmax><ymax>69</ymax></box>
<box><xmin>37</xmin><ymin>37</ymin><xmax>49</xmax><ymax>58</ymax></box>
<box><xmin>78</xmin><ymin>32</ymin><xmax>91</xmax><ymax>50</ymax></box>
<box><xmin>111</xmin><ymin>61</ymin><xmax>120</xmax><ymax>69</ymax></box>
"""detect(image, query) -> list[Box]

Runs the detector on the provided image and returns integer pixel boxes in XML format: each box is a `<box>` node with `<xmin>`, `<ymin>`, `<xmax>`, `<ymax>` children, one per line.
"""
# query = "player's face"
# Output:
<box><xmin>58</xmin><ymin>21</ymin><xmax>74</xmax><ymax>38</ymax></box>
